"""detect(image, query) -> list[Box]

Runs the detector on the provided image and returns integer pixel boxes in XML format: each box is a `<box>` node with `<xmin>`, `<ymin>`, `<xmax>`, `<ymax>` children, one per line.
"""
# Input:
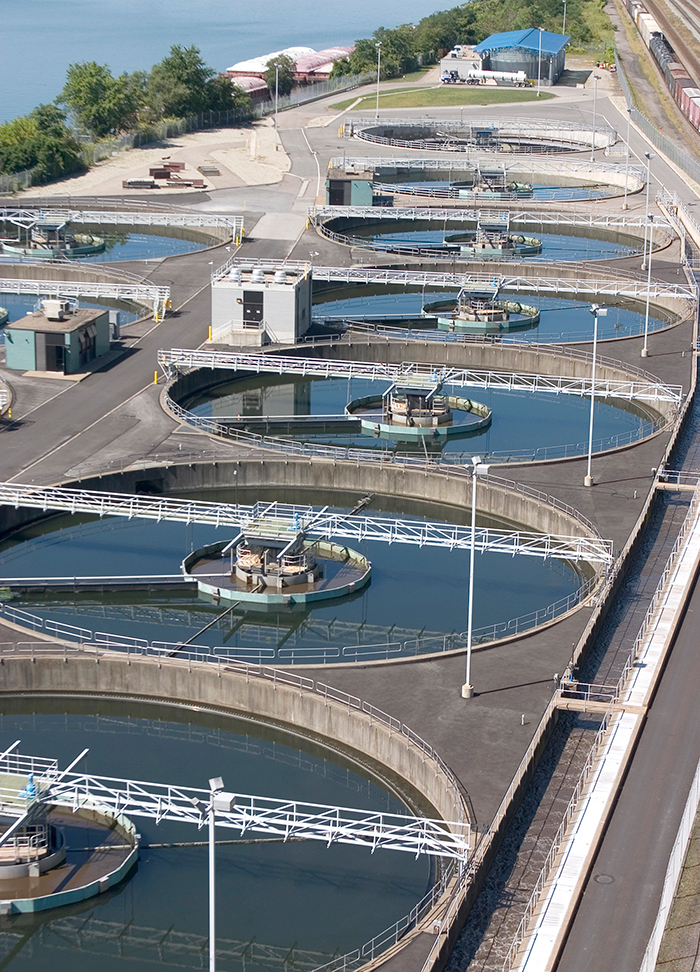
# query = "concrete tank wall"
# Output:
<box><xmin>0</xmin><ymin>652</ymin><xmax>472</xmax><ymax>831</ymax></box>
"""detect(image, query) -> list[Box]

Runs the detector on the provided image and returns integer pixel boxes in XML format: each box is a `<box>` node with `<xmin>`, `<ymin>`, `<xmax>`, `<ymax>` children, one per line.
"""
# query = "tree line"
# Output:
<box><xmin>331</xmin><ymin>0</ymin><xmax>613</xmax><ymax>78</ymax></box>
<box><xmin>1</xmin><ymin>0</ymin><xmax>613</xmax><ymax>187</ymax></box>
<box><xmin>0</xmin><ymin>45</ymin><xmax>252</xmax><ymax>185</ymax></box>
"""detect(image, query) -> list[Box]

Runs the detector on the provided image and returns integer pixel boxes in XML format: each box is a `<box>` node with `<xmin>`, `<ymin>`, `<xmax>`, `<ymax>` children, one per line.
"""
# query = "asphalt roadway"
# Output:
<box><xmin>1</xmin><ymin>70</ymin><xmax>700</xmax><ymax>971</ymax></box>
<box><xmin>557</xmin><ymin>568</ymin><xmax>700</xmax><ymax>972</ymax></box>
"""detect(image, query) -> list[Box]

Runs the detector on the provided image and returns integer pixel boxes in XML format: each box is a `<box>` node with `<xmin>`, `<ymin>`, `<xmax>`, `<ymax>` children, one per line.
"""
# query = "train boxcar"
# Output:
<box><xmin>623</xmin><ymin>0</ymin><xmax>700</xmax><ymax>139</ymax></box>
<box><xmin>638</xmin><ymin>13</ymin><xmax>662</xmax><ymax>47</ymax></box>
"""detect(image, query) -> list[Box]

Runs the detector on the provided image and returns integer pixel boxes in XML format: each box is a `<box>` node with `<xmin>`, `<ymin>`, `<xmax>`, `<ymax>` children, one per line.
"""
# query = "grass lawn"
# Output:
<box><xmin>331</xmin><ymin>87</ymin><xmax>555</xmax><ymax>111</ymax></box>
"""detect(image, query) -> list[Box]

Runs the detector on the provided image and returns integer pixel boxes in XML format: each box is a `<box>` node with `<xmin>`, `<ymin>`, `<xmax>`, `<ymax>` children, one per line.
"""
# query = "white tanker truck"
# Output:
<box><xmin>441</xmin><ymin>68</ymin><xmax>531</xmax><ymax>87</ymax></box>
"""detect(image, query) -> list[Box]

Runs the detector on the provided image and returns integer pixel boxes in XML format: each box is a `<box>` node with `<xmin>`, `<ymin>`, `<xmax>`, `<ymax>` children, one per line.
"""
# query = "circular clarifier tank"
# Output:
<box><xmin>0</xmin><ymin>697</ymin><xmax>433</xmax><ymax>971</ymax></box>
<box><xmin>0</xmin><ymin>223</ymin><xmax>213</xmax><ymax>263</ymax></box>
<box><xmin>312</xmin><ymin>290</ymin><xmax>670</xmax><ymax>343</ymax></box>
<box><xmin>185</xmin><ymin>374</ymin><xmax>662</xmax><ymax>463</ymax></box>
<box><xmin>0</xmin><ymin>489</ymin><xmax>585</xmax><ymax>664</ymax></box>
<box><xmin>327</xmin><ymin>220</ymin><xmax>641</xmax><ymax>262</ymax></box>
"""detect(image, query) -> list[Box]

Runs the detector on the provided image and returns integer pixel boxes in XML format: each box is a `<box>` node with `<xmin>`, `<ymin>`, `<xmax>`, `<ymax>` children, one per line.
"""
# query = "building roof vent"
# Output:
<box><xmin>273</xmin><ymin>270</ymin><xmax>287</xmax><ymax>284</ymax></box>
<box><xmin>41</xmin><ymin>298</ymin><xmax>71</xmax><ymax>321</ymax></box>
<box><xmin>251</xmin><ymin>268</ymin><xmax>265</xmax><ymax>283</ymax></box>
<box><xmin>228</xmin><ymin>268</ymin><xmax>242</xmax><ymax>283</ymax></box>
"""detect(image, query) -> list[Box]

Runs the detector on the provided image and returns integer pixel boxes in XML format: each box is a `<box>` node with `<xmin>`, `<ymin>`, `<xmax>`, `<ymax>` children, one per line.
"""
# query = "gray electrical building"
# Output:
<box><xmin>211</xmin><ymin>265</ymin><xmax>313</xmax><ymax>346</ymax></box>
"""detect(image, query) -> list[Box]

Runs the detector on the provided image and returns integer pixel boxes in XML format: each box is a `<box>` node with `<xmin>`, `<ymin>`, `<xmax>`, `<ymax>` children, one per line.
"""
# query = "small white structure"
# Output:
<box><xmin>211</xmin><ymin>265</ymin><xmax>312</xmax><ymax>346</ymax></box>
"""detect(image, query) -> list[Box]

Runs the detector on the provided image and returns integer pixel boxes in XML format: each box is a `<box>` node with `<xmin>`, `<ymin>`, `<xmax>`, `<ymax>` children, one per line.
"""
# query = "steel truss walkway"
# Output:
<box><xmin>3</xmin><ymin>751</ymin><xmax>472</xmax><ymax>860</ymax></box>
<box><xmin>213</xmin><ymin>258</ymin><xmax>696</xmax><ymax>304</ymax></box>
<box><xmin>158</xmin><ymin>349</ymin><xmax>683</xmax><ymax>407</ymax></box>
<box><xmin>0</xmin><ymin>208</ymin><xmax>244</xmax><ymax>233</ymax></box>
<box><xmin>330</xmin><ymin>156</ymin><xmax>645</xmax><ymax>182</ymax></box>
<box><xmin>308</xmin><ymin>205</ymin><xmax>664</xmax><ymax>232</ymax></box>
<box><xmin>0</xmin><ymin>277</ymin><xmax>170</xmax><ymax>318</ymax></box>
<box><xmin>0</xmin><ymin>485</ymin><xmax>613</xmax><ymax>564</ymax></box>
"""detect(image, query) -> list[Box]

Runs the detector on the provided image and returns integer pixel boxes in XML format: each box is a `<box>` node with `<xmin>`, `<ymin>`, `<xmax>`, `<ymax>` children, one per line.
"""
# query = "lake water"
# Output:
<box><xmin>1</xmin><ymin>0</ymin><xmax>441</xmax><ymax>124</ymax></box>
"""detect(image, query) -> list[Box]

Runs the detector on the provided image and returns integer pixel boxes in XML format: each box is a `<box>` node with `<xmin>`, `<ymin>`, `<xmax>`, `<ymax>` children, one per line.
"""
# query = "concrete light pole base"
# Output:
<box><xmin>584</xmin><ymin>474</ymin><xmax>594</xmax><ymax>487</ymax></box>
<box><xmin>641</xmin><ymin>348</ymin><xmax>648</xmax><ymax>357</ymax></box>
<box><xmin>461</xmin><ymin>684</ymin><xmax>474</xmax><ymax>699</ymax></box>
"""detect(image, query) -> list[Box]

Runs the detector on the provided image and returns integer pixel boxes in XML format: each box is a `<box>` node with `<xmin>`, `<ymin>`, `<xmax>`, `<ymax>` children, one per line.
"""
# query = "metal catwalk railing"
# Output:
<box><xmin>0</xmin><ymin>208</ymin><xmax>244</xmax><ymax>232</ymax></box>
<box><xmin>329</xmin><ymin>156</ymin><xmax>644</xmax><ymax>182</ymax></box>
<box><xmin>30</xmin><ymin>914</ymin><xmax>338</xmax><ymax>971</ymax></box>
<box><xmin>501</xmin><ymin>703</ymin><xmax>616</xmax><ymax>970</ymax></box>
<box><xmin>30</xmin><ymin>774</ymin><xmax>472</xmax><ymax>861</ymax></box>
<box><xmin>212</xmin><ymin>256</ymin><xmax>696</xmax><ymax>305</ymax></box>
<box><xmin>308</xmin><ymin>206</ymin><xmax>664</xmax><ymax>231</ymax></box>
<box><xmin>159</xmin><ymin>348</ymin><xmax>683</xmax><ymax>406</ymax></box>
<box><xmin>0</xmin><ymin>574</ymin><xmax>596</xmax><ymax>661</ymax></box>
<box><xmin>0</xmin><ymin>483</ymin><xmax>613</xmax><ymax>563</ymax></box>
<box><xmin>0</xmin><ymin>277</ymin><xmax>169</xmax><ymax>316</ymax></box>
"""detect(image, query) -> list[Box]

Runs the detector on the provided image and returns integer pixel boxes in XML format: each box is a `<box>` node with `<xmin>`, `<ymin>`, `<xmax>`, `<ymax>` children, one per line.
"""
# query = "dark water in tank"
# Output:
<box><xmin>0</xmin><ymin>698</ymin><xmax>433</xmax><ymax>972</ymax></box>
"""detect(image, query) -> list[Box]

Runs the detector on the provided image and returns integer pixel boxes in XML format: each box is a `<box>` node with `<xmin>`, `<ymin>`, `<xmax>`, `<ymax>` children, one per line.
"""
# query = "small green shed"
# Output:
<box><xmin>4</xmin><ymin>303</ymin><xmax>110</xmax><ymax>375</ymax></box>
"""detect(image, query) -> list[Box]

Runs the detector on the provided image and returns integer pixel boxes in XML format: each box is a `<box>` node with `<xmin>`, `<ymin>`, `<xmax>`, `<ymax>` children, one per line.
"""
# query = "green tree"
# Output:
<box><xmin>0</xmin><ymin>104</ymin><xmax>84</xmax><ymax>183</ymax></box>
<box><xmin>58</xmin><ymin>61</ymin><xmax>145</xmax><ymax>137</ymax></box>
<box><xmin>205</xmin><ymin>75</ymin><xmax>251</xmax><ymax>115</ymax></box>
<box><xmin>263</xmin><ymin>54</ymin><xmax>295</xmax><ymax>98</ymax></box>
<box><xmin>147</xmin><ymin>45</ymin><xmax>214</xmax><ymax>118</ymax></box>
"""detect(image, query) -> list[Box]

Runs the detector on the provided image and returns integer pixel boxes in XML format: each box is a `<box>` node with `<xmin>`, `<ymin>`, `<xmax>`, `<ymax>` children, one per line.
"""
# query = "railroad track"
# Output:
<box><xmin>643</xmin><ymin>0</ymin><xmax>700</xmax><ymax>86</ymax></box>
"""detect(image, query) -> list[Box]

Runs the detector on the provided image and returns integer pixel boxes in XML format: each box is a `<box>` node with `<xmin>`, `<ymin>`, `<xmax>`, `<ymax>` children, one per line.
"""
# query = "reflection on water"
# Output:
<box><xmin>313</xmin><ymin>292</ymin><xmax>666</xmax><ymax>343</ymax></box>
<box><xmin>0</xmin><ymin>496</ymin><xmax>581</xmax><ymax>660</ymax></box>
<box><xmin>188</xmin><ymin>376</ymin><xmax>658</xmax><ymax>462</ymax></box>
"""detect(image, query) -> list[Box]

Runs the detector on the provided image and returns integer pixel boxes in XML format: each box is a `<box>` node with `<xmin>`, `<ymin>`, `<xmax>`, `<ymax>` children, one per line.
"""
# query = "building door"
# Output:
<box><xmin>38</xmin><ymin>332</ymin><xmax>66</xmax><ymax>373</ymax></box>
<box><xmin>243</xmin><ymin>291</ymin><xmax>264</xmax><ymax>329</ymax></box>
<box><xmin>45</xmin><ymin>343</ymin><xmax>65</xmax><ymax>372</ymax></box>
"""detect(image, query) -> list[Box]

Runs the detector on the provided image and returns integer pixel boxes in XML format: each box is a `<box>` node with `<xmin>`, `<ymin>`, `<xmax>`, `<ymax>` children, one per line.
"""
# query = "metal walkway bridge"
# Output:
<box><xmin>214</xmin><ymin>258</ymin><xmax>696</xmax><ymax>304</ymax></box>
<box><xmin>309</xmin><ymin>205</ymin><xmax>664</xmax><ymax>232</ymax></box>
<box><xmin>0</xmin><ymin>485</ymin><xmax>613</xmax><ymax>564</ymax></box>
<box><xmin>0</xmin><ymin>276</ymin><xmax>170</xmax><ymax>318</ymax></box>
<box><xmin>330</xmin><ymin>156</ymin><xmax>645</xmax><ymax>183</ymax></box>
<box><xmin>0</xmin><ymin>748</ymin><xmax>472</xmax><ymax>860</ymax></box>
<box><xmin>0</xmin><ymin>208</ymin><xmax>244</xmax><ymax>233</ymax></box>
<box><xmin>158</xmin><ymin>349</ymin><xmax>683</xmax><ymax>407</ymax></box>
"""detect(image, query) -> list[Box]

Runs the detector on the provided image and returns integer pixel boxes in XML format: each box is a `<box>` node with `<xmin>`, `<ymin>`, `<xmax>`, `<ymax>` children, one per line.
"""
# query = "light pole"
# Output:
<box><xmin>623</xmin><ymin>108</ymin><xmax>631</xmax><ymax>210</ymax></box>
<box><xmin>584</xmin><ymin>304</ymin><xmax>607</xmax><ymax>486</ymax></box>
<box><xmin>537</xmin><ymin>28</ymin><xmax>542</xmax><ymax>97</ymax></box>
<box><xmin>375</xmin><ymin>43</ymin><xmax>382</xmax><ymax>120</ymax></box>
<box><xmin>641</xmin><ymin>151</ymin><xmax>654</xmax><ymax>269</ymax></box>
<box><xmin>590</xmin><ymin>74</ymin><xmax>601</xmax><ymax>162</ymax></box>
<box><xmin>463</xmin><ymin>456</ymin><xmax>489</xmax><ymax>699</ymax></box>
<box><xmin>642</xmin><ymin>213</ymin><xmax>654</xmax><ymax>357</ymax></box>
<box><xmin>562</xmin><ymin>0</ymin><xmax>568</xmax><ymax>34</ymax></box>
<box><xmin>192</xmin><ymin>778</ymin><xmax>236</xmax><ymax>972</ymax></box>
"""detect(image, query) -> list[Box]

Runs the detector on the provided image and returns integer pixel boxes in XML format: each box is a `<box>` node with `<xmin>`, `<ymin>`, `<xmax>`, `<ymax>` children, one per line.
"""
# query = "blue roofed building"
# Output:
<box><xmin>474</xmin><ymin>29</ymin><xmax>569</xmax><ymax>85</ymax></box>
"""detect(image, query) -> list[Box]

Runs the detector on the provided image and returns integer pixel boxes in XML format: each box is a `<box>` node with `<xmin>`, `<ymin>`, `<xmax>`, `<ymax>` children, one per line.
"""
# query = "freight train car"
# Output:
<box><xmin>623</xmin><ymin>1</ymin><xmax>700</xmax><ymax>136</ymax></box>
